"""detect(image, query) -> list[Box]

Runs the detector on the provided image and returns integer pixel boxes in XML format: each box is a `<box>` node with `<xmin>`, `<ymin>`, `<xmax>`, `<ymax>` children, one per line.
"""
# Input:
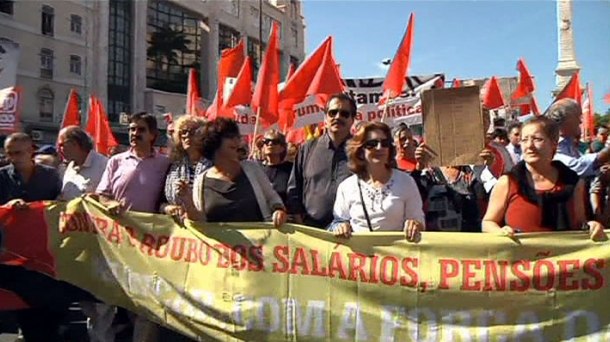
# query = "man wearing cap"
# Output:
<box><xmin>590</xmin><ymin>127</ymin><xmax>609</xmax><ymax>153</ymax></box>
<box><xmin>34</xmin><ymin>144</ymin><xmax>61</xmax><ymax>169</ymax></box>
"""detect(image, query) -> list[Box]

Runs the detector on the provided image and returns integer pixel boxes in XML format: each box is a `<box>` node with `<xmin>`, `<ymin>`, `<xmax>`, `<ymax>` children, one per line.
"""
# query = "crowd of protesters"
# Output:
<box><xmin>0</xmin><ymin>94</ymin><xmax>607</xmax><ymax>341</ymax></box>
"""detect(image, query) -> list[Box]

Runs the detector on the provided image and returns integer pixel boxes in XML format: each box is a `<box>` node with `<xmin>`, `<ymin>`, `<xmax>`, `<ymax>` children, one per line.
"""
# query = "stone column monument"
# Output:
<box><xmin>554</xmin><ymin>0</ymin><xmax>580</xmax><ymax>95</ymax></box>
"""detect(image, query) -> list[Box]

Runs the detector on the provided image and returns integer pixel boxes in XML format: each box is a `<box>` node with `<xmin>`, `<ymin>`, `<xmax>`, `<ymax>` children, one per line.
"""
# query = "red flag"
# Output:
<box><xmin>519</xmin><ymin>96</ymin><xmax>541</xmax><ymax>116</ymax></box>
<box><xmin>286</xmin><ymin>63</ymin><xmax>296</xmax><ymax>82</ymax></box>
<box><xmin>511</xmin><ymin>58</ymin><xmax>536</xmax><ymax>103</ymax></box>
<box><xmin>0</xmin><ymin>203</ymin><xmax>56</xmax><ymax>310</ymax></box>
<box><xmin>208</xmin><ymin>40</ymin><xmax>247</xmax><ymax>119</ymax></box>
<box><xmin>483</xmin><ymin>76</ymin><xmax>506</xmax><ymax>109</ymax></box>
<box><xmin>285</xmin><ymin>127</ymin><xmax>306</xmax><ymax>144</ymax></box>
<box><xmin>305</xmin><ymin>42</ymin><xmax>344</xmax><ymax>108</ymax></box>
<box><xmin>379</xmin><ymin>13</ymin><xmax>415</xmax><ymax>106</ymax></box>
<box><xmin>605</xmin><ymin>90</ymin><xmax>610</xmax><ymax>104</ymax></box>
<box><xmin>219</xmin><ymin>39</ymin><xmax>246</xmax><ymax>82</ymax></box>
<box><xmin>60</xmin><ymin>88</ymin><xmax>80</xmax><ymax>128</ymax></box>
<box><xmin>555</xmin><ymin>71</ymin><xmax>583</xmax><ymax>105</ymax></box>
<box><xmin>279</xmin><ymin>37</ymin><xmax>332</xmax><ymax>110</ymax></box>
<box><xmin>86</xmin><ymin>96</ymin><xmax>118</xmax><ymax>155</ymax></box>
<box><xmin>252</xmin><ymin>22</ymin><xmax>281</xmax><ymax>127</ymax></box>
<box><xmin>222</xmin><ymin>57</ymin><xmax>254</xmax><ymax>115</ymax></box>
<box><xmin>186</xmin><ymin>68</ymin><xmax>204</xmax><ymax>116</ymax></box>
<box><xmin>452</xmin><ymin>78</ymin><xmax>461</xmax><ymax>88</ymax></box>
<box><xmin>582</xmin><ymin>83</ymin><xmax>595</xmax><ymax>138</ymax></box>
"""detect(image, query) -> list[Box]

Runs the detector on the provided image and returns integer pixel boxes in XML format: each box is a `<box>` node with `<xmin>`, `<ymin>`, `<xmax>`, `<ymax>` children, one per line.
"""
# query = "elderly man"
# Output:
<box><xmin>57</xmin><ymin>126</ymin><xmax>114</xmax><ymax>342</ymax></box>
<box><xmin>546</xmin><ymin>98</ymin><xmax>610</xmax><ymax>177</ymax></box>
<box><xmin>58</xmin><ymin>126</ymin><xmax>108</xmax><ymax>200</ymax></box>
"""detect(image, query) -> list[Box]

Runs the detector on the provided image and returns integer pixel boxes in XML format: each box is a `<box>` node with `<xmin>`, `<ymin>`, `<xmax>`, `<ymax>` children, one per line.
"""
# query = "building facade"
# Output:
<box><xmin>0</xmin><ymin>0</ymin><xmax>306</xmax><ymax>144</ymax></box>
<box><xmin>0</xmin><ymin>0</ymin><xmax>107</xmax><ymax>144</ymax></box>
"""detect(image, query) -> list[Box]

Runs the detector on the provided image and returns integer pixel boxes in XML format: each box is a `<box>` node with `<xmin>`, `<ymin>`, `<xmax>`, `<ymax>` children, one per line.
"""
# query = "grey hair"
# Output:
<box><xmin>545</xmin><ymin>99</ymin><xmax>581</xmax><ymax>125</ymax></box>
<box><xmin>59</xmin><ymin>126</ymin><xmax>94</xmax><ymax>152</ymax></box>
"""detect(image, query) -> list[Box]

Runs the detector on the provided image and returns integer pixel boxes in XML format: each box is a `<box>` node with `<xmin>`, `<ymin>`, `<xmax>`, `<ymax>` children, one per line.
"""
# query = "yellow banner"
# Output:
<box><xmin>43</xmin><ymin>198</ymin><xmax>610</xmax><ymax>341</ymax></box>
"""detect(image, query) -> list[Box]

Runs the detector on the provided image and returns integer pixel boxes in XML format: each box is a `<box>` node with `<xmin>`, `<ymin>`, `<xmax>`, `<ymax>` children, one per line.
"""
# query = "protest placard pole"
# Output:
<box><xmin>250</xmin><ymin>107</ymin><xmax>262</xmax><ymax>159</ymax></box>
<box><xmin>380</xmin><ymin>97</ymin><xmax>391</xmax><ymax>123</ymax></box>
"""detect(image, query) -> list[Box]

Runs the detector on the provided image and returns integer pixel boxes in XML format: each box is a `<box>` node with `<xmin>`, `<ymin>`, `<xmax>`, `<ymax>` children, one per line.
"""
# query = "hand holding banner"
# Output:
<box><xmin>1</xmin><ymin>198</ymin><xmax>610</xmax><ymax>341</ymax></box>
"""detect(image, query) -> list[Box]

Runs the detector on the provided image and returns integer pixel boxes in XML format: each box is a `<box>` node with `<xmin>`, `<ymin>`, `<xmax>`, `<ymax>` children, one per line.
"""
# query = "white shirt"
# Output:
<box><xmin>333</xmin><ymin>170</ymin><xmax>425</xmax><ymax>233</ymax></box>
<box><xmin>505</xmin><ymin>143</ymin><xmax>522</xmax><ymax>164</ymax></box>
<box><xmin>60</xmin><ymin>151</ymin><xmax>108</xmax><ymax>200</ymax></box>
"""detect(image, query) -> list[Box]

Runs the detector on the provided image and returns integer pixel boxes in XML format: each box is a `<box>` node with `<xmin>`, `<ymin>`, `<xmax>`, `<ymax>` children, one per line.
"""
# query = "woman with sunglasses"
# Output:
<box><xmin>160</xmin><ymin>115</ymin><xmax>210</xmax><ymax>219</ymax></box>
<box><xmin>260</xmin><ymin>130</ymin><xmax>293</xmax><ymax>204</ymax></box>
<box><xmin>329</xmin><ymin>122</ymin><xmax>425</xmax><ymax>241</ymax></box>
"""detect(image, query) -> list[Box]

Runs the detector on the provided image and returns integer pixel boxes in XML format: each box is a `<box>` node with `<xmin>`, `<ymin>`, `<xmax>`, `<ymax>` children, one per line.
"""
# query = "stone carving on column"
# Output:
<box><xmin>554</xmin><ymin>0</ymin><xmax>580</xmax><ymax>95</ymax></box>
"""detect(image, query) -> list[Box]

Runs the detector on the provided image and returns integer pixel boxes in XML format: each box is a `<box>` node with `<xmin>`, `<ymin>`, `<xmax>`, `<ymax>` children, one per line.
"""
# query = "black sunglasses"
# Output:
<box><xmin>363</xmin><ymin>139</ymin><xmax>392</xmax><ymax>149</ymax></box>
<box><xmin>263</xmin><ymin>138</ymin><xmax>283</xmax><ymax>146</ymax></box>
<box><xmin>326</xmin><ymin>109</ymin><xmax>352</xmax><ymax>119</ymax></box>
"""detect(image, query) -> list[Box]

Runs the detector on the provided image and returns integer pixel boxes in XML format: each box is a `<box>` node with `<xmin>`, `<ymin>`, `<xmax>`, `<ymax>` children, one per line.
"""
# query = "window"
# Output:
<box><xmin>69</xmin><ymin>55</ymin><xmax>81</xmax><ymax>75</ymax></box>
<box><xmin>70</xmin><ymin>14</ymin><xmax>82</xmax><ymax>34</ymax></box>
<box><xmin>290</xmin><ymin>55</ymin><xmax>299</xmax><ymax>70</ymax></box>
<box><xmin>218</xmin><ymin>24</ymin><xmax>240</xmax><ymax>54</ymax></box>
<box><xmin>38</xmin><ymin>88</ymin><xmax>54</xmax><ymax>122</ymax></box>
<box><xmin>40</xmin><ymin>48</ymin><xmax>54</xmax><ymax>79</ymax></box>
<box><xmin>41</xmin><ymin>5</ymin><xmax>54</xmax><ymax>36</ymax></box>
<box><xmin>247</xmin><ymin>37</ymin><xmax>264</xmax><ymax>79</ymax></box>
<box><xmin>290</xmin><ymin>0</ymin><xmax>298</xmax><ymax>18</ymax></box>
<box><xmin>108</xmin><ymin>0</ymin><xmax>133</xmax><ymax>122</ymax></box>
<box><xmin>146</xmin><ymin>0</ymin><xmax>204</xmax><ymax>94</ymax></box>
<box><xmin>290</xmin><ymin>27</ymin><xmax>298</xmax><ymax>47</ymax></box>
<box><xmin>262</xmin><ymin>14</ymin><xmax>281</xmax><ymax>41</ymax></box>
<box><xmin>250</xmin><ymin>6</ymin><xmax>259</xmax><ymax>25</ymax></box>
<box><xmin>0</xmin><ymin>0</ymin><xmax>14</xmax><ymax>15</ymax></box>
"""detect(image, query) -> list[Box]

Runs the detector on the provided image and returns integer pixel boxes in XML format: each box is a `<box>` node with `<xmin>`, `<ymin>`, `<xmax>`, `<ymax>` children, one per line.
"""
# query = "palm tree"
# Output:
<box><xmin>147</xmin><ymin>25</ymin><xmax>192</xmax><ymax>79</ymax></box>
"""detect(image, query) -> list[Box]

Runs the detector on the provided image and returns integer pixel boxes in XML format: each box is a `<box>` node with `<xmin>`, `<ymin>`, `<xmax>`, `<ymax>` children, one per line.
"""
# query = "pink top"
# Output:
<box><xmin>96</xmin><ymin>150</ymin><xmax>170</xmax><ymax>213</ymax></box>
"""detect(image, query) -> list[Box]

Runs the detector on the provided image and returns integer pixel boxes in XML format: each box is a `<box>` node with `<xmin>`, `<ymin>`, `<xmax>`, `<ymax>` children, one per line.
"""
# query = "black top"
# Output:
<box><xmin>203</xmin><ymin>171</ymin><xmax>264</xmax><ymax>223</ymax></box>
<box><xmin>0</xmin><ymin>163</ymin><xmax>61</xmax><ymax>205</ymax></box>
<box><xmin>286</xmin><ymin>133</ymin><xmax>351</xmax><ymax>228</ymax></box>
<box><xmin>261</xmin><ymin>161</ymin><xmax>293</xmax><ymax>205</ymax></box>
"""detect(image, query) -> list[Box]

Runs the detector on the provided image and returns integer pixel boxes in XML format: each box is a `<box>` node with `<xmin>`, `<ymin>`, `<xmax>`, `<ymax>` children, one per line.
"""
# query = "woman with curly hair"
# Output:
<box><xmin>160</xmin><ymin>115</ymin><xmax>211</xmax><ymax>219</ymax></box>
<box><xmin>329</xmin><ymin>121</ymin><xmax>425</xmax><ymax>241</ymax></box>
<box><xmin>177</xmin><ymin>118</ymin><xmax>287</xmax><ymax>227</ymax></box>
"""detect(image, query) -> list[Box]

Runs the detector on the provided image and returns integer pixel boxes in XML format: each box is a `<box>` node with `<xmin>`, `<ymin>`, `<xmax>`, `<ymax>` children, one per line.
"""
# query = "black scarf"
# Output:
<box><xmin>507</xmin><ymin>161</ymin><xmax>579</xmax><ymax>231</ymax></box>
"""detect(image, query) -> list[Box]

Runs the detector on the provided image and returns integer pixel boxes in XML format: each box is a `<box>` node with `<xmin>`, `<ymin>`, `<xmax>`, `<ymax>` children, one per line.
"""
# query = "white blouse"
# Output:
<box><xmin>332</xmin><ymin>170</ymin><xmax>425</xmax><ymax>232</ymax></box>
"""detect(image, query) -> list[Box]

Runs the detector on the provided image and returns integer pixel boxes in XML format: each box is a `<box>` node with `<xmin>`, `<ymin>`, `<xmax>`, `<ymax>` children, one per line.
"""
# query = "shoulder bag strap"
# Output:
<box><xmin>357</xmin><ymin>179</ymin><xmax>374</xmax><ymax>232</ymax></box>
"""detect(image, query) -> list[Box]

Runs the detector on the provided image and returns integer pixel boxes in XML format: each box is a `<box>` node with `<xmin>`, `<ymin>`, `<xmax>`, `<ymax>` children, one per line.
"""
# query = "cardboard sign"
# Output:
<box><xmin>422</xmin><ymin>86</ymin><xmax>486</xmax><ymax>167</ymax></box>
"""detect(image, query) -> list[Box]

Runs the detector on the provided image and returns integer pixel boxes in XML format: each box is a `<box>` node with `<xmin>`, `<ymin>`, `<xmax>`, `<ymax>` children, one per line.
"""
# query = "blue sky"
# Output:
<box><xmin>302</xmin><ymin>0</ymin><xmax>610</xmax><ymax>114</ymax></box>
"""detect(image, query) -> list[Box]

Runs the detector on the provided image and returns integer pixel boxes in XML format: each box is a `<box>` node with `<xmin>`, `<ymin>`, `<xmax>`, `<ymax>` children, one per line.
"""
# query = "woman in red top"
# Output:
<box><xmin>483</xmin><ymin>116</ymin><xmax>605</xmax><ymax>237</ymax></box>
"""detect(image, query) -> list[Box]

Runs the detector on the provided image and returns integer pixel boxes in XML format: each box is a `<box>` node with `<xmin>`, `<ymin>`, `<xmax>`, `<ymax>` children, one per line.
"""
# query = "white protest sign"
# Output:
<box><xmin>293</xmin><ymin>74</ymin><xmax>444</xmax><ymax>128</ymax></box>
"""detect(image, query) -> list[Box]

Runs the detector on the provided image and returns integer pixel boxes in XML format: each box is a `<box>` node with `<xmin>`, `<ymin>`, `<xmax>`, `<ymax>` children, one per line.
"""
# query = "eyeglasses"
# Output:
<box><xmin>363</xmin><ymin>139</ymin><xmax>392</xmax><ymax>149</ymax></box>
<box><xmin>520</xmin><ymin>136</ymin><xmax>545</xmax><ymax>144</ymax></box>
<box><xmin>263</xmin><ymin>138</ymin><xmax>283</xmax><ymax>146</ymax></box>
<box><xmin>179</xmin><ymin>129</ymin><xmax>195</xmax><ymax>137</ymax></box>
<box><xmin>326</xmin><ymin>109</ymin><xmax>352</xmax><ymax>119</ymax></box>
